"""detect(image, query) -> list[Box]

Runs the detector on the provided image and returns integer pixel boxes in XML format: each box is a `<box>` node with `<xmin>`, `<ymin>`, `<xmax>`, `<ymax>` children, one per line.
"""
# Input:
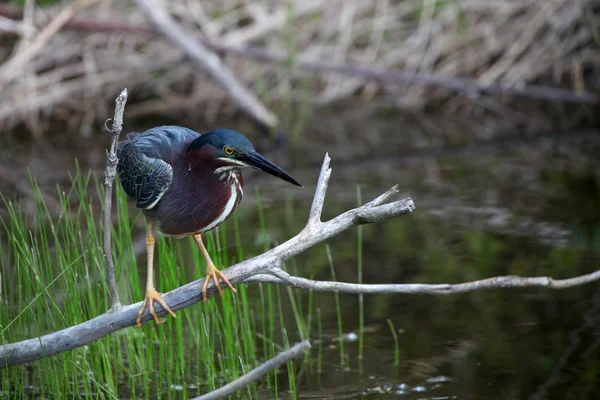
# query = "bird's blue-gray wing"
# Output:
<box><xmin>121</xmin><ymin>126</ymin><xmax>200</xmax><ymax>165</ymax></box>
<box><xmin>117</xmin><ymin>142</ymin><xmax>173</xmax><ymax>210</ymax></box>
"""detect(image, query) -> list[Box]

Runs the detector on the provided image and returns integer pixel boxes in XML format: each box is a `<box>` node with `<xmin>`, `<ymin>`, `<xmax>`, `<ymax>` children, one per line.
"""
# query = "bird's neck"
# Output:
<box><xmin>182</xmin><ymin>150</ymin><xmax>244</xmax><ymax>192</ymax></box>
<box><xmin>214</xmin><ymin>165</ymin><xmax>244</xmax><ymax>190</ymax></box>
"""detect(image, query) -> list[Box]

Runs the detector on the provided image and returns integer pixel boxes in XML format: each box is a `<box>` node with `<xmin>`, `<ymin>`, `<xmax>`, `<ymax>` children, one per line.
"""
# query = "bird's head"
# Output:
<box><xmin>188</xmin><ymin>129</ymin><xmax>302</xmax><ymax>187</ymax></box>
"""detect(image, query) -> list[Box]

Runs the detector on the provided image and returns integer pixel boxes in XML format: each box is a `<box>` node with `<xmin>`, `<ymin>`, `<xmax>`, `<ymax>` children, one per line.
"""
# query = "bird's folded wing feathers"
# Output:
<box><xmin>117</xmin><ymin>143</ymin><xmax>173</xmax><ymax>210</ymax></box>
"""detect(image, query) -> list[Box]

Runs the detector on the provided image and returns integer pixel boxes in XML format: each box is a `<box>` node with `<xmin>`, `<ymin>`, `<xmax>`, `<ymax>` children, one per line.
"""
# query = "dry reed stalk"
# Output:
<box><xmin>0</xmin><ymin>0</ymin><xmax>597</xmax><ymax>132</ymax></box>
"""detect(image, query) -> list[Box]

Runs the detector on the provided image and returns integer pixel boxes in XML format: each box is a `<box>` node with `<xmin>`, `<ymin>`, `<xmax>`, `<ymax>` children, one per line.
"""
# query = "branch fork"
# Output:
<box><xmin>0</xmin><ymin>148</ymin><xmax>415</xmax><ymax>368</ymax></box>
<box><xmin>259</xmin><ymin>153</ymin><xmax>414</xmax><ymax>286</ymax></box>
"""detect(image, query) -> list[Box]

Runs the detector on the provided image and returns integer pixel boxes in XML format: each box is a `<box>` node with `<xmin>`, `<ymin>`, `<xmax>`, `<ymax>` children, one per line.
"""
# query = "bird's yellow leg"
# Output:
<box><xmin>193</xmin><ymin>233</ymin><xmax>237</xmax><ymax>302</ymax></box>
<box><xmin>136</xmin><ymin>221</ymin><xmax>176</xmax><ymax>327</ymax></box>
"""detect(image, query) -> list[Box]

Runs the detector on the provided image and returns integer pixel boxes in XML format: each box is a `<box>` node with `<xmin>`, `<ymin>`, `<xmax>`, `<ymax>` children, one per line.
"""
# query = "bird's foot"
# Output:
<box><xmin>136</xmin><ymin>287</ymin><xmax>177</xmax><ymax>327</ymax></box>
<box><xmin>202</xmin><ymin>263</ymin><xmax>237</xmax><ymax>302</ymax></box>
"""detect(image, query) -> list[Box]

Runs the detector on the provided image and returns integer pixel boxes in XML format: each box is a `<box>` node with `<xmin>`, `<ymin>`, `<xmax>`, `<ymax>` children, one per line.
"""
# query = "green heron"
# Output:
<box><xmin>117</xmin><ymin>126</ymin><xmax>301</xmax><ymax>326</ymax></box>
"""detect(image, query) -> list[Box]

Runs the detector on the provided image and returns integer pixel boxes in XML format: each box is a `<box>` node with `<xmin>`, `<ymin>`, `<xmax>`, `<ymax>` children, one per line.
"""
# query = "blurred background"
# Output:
<box><xmin>1</xmin><ymin>0</ymin><xmax>599</xmax><ymax>399</ymax></box>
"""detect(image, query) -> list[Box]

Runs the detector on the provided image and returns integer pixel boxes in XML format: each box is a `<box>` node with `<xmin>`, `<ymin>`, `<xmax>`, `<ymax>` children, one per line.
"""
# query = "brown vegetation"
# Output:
<box><xmin>0</xmin><ymin>0</ymin><xmax>598</xmax><ymax>134</ymax></box>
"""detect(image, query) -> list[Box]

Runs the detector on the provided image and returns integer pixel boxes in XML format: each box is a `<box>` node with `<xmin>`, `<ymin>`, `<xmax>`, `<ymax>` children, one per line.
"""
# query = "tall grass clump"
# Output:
<box><xmin>0</xmin><ymin>167</ymin><xmax>308</xmax><ymax>399</ymax></box>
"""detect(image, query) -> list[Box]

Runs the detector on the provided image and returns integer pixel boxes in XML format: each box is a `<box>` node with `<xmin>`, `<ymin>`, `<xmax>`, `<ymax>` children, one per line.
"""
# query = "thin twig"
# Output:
<box><xmin>134</xmin><ymin>0</ymin><xmax>278</xmax><ymax>129</ymax></box>
<box><xmin>193</xmin><ymin>340</ymin><xmax>311</xmax><ymax>400</ymax></box>
<box><xmin>103</xmin><ymin>88</ymin><xmax>128</xmax><ymax>311</ymax></box>
<box><xmin>267</xmin><ymin>267</ymin><xmax>295</xmax><ymax>286</ymax></box>
<box><xmin>307</xmin><ymin>153</ymin><xmax>331</xmax><ymax>227</ymax></box>
<box><xmin>242</xmin><ymin>269</ymin><xmax>600</xmax><ymax>294</ymax></box>
<box><xmin>365</xmin><ymin>184</ymin><xmax>399</xmax><ymax>207</ymax></box>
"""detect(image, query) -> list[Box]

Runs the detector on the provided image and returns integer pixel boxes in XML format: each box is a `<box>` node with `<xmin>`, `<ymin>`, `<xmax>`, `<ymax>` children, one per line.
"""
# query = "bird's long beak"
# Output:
<box><xmin>241</xmin><ymin>152</ymin><xmax>302</xmax><ymax>187</ymax></box>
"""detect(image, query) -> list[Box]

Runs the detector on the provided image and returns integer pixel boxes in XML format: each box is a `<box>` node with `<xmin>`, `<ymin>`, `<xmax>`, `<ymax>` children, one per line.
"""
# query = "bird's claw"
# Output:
<box><xmin>202</xmin><ymin>264</ymin><xmax>237</xmax><ymax>302</ymax></box>
<box><xmin>136</xmin><ymin>287</ymin><xmax>176</xmax><ymax>327</ymax></box>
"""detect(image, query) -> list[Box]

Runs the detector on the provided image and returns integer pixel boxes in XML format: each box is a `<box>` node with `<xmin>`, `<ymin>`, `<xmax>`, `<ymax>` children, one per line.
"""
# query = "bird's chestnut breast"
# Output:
<box><xmin>152</xmin><ymin>150</ymin><xmax>243</xmax><ymax>237</ymax></box>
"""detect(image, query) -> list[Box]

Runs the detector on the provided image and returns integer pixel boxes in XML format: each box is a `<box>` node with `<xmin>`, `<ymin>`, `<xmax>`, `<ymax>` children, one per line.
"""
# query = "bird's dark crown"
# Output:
<box><xmin>187</xmin><ymin>129</ymin><xmax>255</xmax><ymax>156</ymax></box>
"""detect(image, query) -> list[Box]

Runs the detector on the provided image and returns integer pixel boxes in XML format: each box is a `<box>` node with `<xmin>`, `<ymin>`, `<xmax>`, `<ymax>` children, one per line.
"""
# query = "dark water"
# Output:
<box><xmin>234</xmin><ymin>183</ymin><xmax>600</xmax><ymax>399</ymax></box>
<box><xmin>1</xmin><ymin>111</ymin><xmax>599</xmax><ymax>399</ymax></box>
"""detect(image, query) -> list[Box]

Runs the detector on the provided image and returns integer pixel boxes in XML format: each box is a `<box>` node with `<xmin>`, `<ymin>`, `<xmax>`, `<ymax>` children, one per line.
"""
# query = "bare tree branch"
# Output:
<box><xmin>243</xmin><ymin>269</ymin><xmax>600</xmax><ymax>294</ymax></box>
<box><xmin>2</xmin><ymin>138</ymin><xmax>599</xmax><ymax>368</ymax></box>
<box><xmin>102</xmin><ymin>89</ymin><xmax>128</xmax><ymax>311</ymax></box>
<box><xmin>133</xmin><ymin>0</ymin><xmax>278</xmax><ymax>129</ymax></box>
<box><xmin>2</xmin><ymin>84</ymin><xmax>598</xmax><ymax>369</ymax></box>
<box><xmin>3</xmin><ymin>133</ymin><xmax>599</xmax><ymax>372</ymax></box>
<box><xmin>193</xmin><ymin>340</ymin><xmax>311</xmax><ymax>400</ymax></box>
<box><xmin>4</xmin><ymin>141</ymin><xmax>599</xmax><ymax>369</ymax></box>
<box><xmin>307</xmin><ymin>152</ymin><xmax>331</xmax><ymax>227</ymax></box>
<box><xmin>0</xmin><ymin>154</ymin><xmax>414</xmax><ymax>369</ymax></box>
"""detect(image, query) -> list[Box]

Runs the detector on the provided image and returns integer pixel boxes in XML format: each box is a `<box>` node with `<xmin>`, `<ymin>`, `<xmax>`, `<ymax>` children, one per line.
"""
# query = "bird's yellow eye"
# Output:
<box><xmin>223</xmin><ymin>146</ymin><xmax>234</xmax><ymax>155</ymax></box>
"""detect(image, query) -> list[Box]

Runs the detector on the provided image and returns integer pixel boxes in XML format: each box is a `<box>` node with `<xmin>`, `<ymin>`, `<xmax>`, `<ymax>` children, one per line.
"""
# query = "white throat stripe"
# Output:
<box><xmin>201</xmin><ymin>184</ymin><xmax>237</xmax><ymax>232</ymax></box>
